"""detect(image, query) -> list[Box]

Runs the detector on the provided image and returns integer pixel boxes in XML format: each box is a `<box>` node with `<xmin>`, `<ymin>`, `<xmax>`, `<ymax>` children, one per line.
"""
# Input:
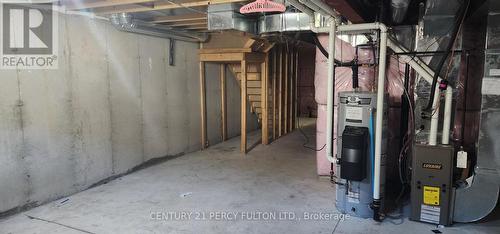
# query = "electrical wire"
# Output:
<box><xmin>396</xmin><ymin>56</ymin><xmax>415</xmax><ymax>186</ymax></box>
<box><xmin>424</xmin><ymin>0</ymin><xmax>470</xmax><ymax>111</ymax></box>
<box><xmin>297</xmin><ymin>118</ymin><xmax>328</xmax><ymax>151</ymax></box>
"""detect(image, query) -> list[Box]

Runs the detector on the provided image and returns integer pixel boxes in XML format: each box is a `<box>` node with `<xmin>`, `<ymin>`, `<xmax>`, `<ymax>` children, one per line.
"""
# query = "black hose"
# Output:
<box><xmin>313</xmin><ymin>34</ymin><xmax>330</xmax><ymax>59</ymax></box>
<box><xmin>312</xmin><ymin>34</ymin><xmax>355</xmax><ymax>67</ymax></box>
<box><xmin>424</xmin><ymin>0</ymin><xmax>470</xmax><ymax>111</ymax></box>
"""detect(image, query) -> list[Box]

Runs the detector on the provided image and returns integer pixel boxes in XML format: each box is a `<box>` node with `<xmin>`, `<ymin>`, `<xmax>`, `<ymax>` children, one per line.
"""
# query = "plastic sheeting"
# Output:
<box><xmin>315</xmin><ymin>34</ymin><xmax>406</xmax><ymax>176</ymax></box>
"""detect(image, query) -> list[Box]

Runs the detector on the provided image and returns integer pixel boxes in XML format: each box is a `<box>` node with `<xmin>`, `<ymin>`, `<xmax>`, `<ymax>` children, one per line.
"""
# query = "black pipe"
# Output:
<box><xmin>312</xmin><ymin>34</ymin><xmax>356</xmax><ymax>67</ymax></box>
<box><xmin>353</xmin><ymin>46</ymin><xmax>360</xmax><ymax>89</ymax></box>
<box><xmin>352</xmin><ymin>64</ymin><xmax>359</xmax><ymax>89</ymax></box>
<box><xmin>313</xmin><ymin>34</ymin><xmax>330</xmax><ymax>59</ymax></box>
<box><xmin>424</xmin><ymin>0</ymin><xmax>470</xmax><ymax>111</ymax></box>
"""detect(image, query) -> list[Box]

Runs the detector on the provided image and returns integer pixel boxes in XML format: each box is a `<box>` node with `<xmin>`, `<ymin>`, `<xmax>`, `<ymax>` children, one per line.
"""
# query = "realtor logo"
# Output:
<box><xmin>1</xmin><ymin>1</ymin><xmax>58</xmax><ymax>69</ymax></box>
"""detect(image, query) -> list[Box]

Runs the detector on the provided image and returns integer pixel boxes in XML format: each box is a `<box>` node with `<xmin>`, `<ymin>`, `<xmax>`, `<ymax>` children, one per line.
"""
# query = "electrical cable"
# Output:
<box><xmin>312</xmin><ymin>34</ymin><xmax>355</xmax><ymax>66</ymax></box>
<box><xmin>390</xmin><ymin>56</ymin><xmax>416</xmax><ymax>214</ymax></box>
<box><xmin>424</xmin><ymin>0</ymin><xmax>470</xmax><ymax>111</ymax></box>
<box><xmin>297</xmin><ymin>118</ymin><xmax>328</xmax><ymax>152</ymax></box>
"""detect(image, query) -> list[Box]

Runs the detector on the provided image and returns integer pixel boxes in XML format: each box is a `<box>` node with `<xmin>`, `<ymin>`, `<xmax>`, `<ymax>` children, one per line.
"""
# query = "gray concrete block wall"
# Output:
<box><xmin>0</xmin><ymin>15</ymin><xmax>258</xmax><ymax>214</ymax></box>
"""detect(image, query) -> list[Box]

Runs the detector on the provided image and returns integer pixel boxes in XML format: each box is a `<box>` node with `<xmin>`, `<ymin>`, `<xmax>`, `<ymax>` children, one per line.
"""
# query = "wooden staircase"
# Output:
<box><xmin>198</xmin><ymin>32</ymin><xmax>299</xmax><ymax>153</ymax></box>
<box><xmin>228</xmin><ymin>63</ymin><xmax>273</xmax><ymax>126</ymax></box>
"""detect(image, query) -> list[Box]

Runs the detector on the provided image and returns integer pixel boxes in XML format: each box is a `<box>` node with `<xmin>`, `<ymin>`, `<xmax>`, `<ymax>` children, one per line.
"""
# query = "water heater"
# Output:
<box><xmin>335</xmin><ymin>91</ymin><xmax>387</xmax><ymax>218</ymax></box>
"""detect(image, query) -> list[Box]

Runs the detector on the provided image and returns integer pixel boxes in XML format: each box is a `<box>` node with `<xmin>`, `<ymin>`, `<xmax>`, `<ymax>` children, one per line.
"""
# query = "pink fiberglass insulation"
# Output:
<box><xmin>315</xmin><ymin>34</ymin><xmax>405</xmax><ymax>176</ymax></box>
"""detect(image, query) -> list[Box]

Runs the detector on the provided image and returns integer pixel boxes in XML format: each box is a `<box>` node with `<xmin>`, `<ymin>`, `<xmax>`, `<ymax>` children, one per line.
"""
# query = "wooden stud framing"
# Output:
<box><xmin>199</xmin><ymin>53</ymin><xmax>244</xmax><ymax>62</ymax></box>
<box><xmin>200</xmin><ymin>61</ymin><xmax>207</xmax><ymax>149</ymax></box>
<box><xmin>277</xmin><ymin>46</ymin><xmax>283</xmax><ymax>137</ymax></box>
<box><xmin>241</xmin><ymin>60</ymin><xmax>247</xmax><ymax>153</ymax></box>
<box><xmin>294</xmin><ymin>48</ymin><xmax>299</xmax><ymax>129</ymax></box>
<box><xmin>289</xmin><ymin>47</ymin><xmax>292</xmax><ymax>132</ymax></box>
<box><xmin>290</xmin><ymin>48</ymin><xmax>293</xmax><ymax>131</ymax></box>
<box><xmin>283</xmin><ymin>47</ymin><xmax>289</xmax><ymax>134</ymax></box>
<box><xmin>199</xmin><ymin>48</ymin><xmax>252</xmax><ymax>54</ymax></box>
<box><xmin>261</xmin><ymin>54</ymin><xmax>269</xmax><ymax>145</ymax></box>
<box><xmin>272</xmin><ymin>49</ymin><xmax>277</xmax><ymax>140</ymax></box>
<box><xmin>244</xmin><ymin>39</ymin><xmax>256</xmax><ymax>48</ymax></box>
<box><xmin>220</xmin><ymin>64</ymin><xmax>227</xmax><ymax>141</ymax></box>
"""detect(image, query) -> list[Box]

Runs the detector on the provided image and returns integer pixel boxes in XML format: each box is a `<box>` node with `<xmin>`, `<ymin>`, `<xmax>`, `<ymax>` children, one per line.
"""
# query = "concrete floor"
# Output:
<box><xmin>0</xmin><ymin>120</ymin><xmax>499</xmax><ymax>234</ymax></box>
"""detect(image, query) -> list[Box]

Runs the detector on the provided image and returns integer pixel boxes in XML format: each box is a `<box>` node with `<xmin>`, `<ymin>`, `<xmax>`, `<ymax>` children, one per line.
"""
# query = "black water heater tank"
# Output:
<box><xmin>340</xmin><ymin>126</ymin><xmax>369</xmax><ymax>181</ymax></box>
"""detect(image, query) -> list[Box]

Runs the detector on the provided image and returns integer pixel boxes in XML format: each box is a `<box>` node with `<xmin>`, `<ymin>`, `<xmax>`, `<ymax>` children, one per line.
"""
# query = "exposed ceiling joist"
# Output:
<box><xmin>64</xmin><ymin>0</ymin><xmax>155</xmax><ymax>10</ymax></box>
<box><xmin>93</xmin><ymin>0</ymin><xmax>247</xmax><ymax>15</ymax></box>
<box><xmin>325</xmin><ymin>0</ymin><xmax>365</xmax><ymax>23</ymax></box>
<box><xmin>165</xmin><ymin>21</ymin><xmax>207</xmax><ymax>27</ymax></box>
<box><xmin>183</xmin><ymin>26</ymin><xmax>207</xmax><ymax>30</ymax></box>
<box><xmin>152</xmin><ymin>13</ymin><xmax>207</xmax><ymax>23</ymax></box>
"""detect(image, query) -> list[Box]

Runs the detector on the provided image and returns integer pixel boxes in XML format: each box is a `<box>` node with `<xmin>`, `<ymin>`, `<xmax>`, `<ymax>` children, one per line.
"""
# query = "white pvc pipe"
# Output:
<box><xmin>429</xmin><ymin>85</ymin><xmax>441</xmax><ymax>146</ymax></box>
<box><xmin>387</xmin><ymin>38</ymin><xmax>451</xmax><ymax>145</ymax></box>
<box><xmin>442</xmin><ymin>87</ymin><xmax>452</xmax><ymax>144</ymax></box>
<box><xmin>287</xmin><ymin>0</ymin><xmax>321</xmax><ymax>34</ymax></box>
<box><xmin>325</xmin><ymin>20</ymin><xmax>337</xmax><ymax>163</ymax></box>
<box><xmin>373</xmin><ymin>25</ymin><xmax>388</xmax><ymax>202</ymax></box>
<box><xmin>336</xmin><ymin>23</ymin><xmax>388</xmax><ymax>203</ymax></box>
<box><xmin>387</xmin><ymin>39</ymin><xmax>436</xmax><ymax>83</ymax></box>
<box><xmin>299</xmin><ymin>0</ymin><xmax>339</xmax><ymax>164</ymax></box>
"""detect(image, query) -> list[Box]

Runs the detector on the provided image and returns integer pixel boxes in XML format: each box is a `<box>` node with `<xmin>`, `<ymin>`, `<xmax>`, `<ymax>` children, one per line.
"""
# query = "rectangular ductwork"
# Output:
<box><xmin>208</xmin><ymin>3</ymin><xmax>257</xmax><ymax>34</ymax></box>
<box><xmin>258</xmin><ymin>12</ymin><xmax>311</xmax><ymax>34</ymax></box>
<box><xmin>208</xmin><ymin>3</ymin><xmax>316</xmax><ymax>34</ymax></box>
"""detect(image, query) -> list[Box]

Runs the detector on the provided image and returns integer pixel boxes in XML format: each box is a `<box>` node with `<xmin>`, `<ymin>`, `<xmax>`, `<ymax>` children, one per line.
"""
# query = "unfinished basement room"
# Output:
<box><xmin>1</xmin><ymin>0</ymin><xmax>500</xmax><ymax>233</ymax></box>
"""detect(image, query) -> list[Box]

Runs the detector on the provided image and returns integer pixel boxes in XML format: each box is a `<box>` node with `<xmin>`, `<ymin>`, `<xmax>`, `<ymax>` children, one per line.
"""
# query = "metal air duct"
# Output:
<box><xmin>390</xmin><ymin>0</ymin><xmax>410</xmax><ymax>23</ymax></box>
<box><xmin>207</xmin><ymin>3</ymin><xmax>257</xmax><ymax>34</ymax></box>
<box><xmin>110</xmin><ymin>13</ymin><xmax>208</xmax><ymax>43</ymax></box>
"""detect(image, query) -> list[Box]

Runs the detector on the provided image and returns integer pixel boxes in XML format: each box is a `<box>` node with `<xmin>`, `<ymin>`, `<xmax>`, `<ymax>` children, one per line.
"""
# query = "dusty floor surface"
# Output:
<box><xmin>0</xmin><ymin>119</ymin><xmax>499</xmax><ymax>234</ymax></box>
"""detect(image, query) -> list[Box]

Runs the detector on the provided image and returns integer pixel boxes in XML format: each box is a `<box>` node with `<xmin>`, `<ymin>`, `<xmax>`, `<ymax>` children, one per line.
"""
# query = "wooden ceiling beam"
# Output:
<box><xmin>164</xmin><ymin>21</ymin><xmax>207</xmax><ymax>27</ymax></box>
<box><xmin>182</xmin><ymin>26</ymin><xmax>207</xmax><ymax>30</ymax></box>
<box><xmin>93</xmin><ymin>0</ymin><xmax>247</xmax><ymax>15</ymax></box>
<box><xmin>151</xmin><ymin>13</ymin><xmax>207</xmax><ymax>23</ymax></box>
<box><xmin>64</xmin><ymin>0</ymin><xmax>156</xmax><ymax>10</ymax></box>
